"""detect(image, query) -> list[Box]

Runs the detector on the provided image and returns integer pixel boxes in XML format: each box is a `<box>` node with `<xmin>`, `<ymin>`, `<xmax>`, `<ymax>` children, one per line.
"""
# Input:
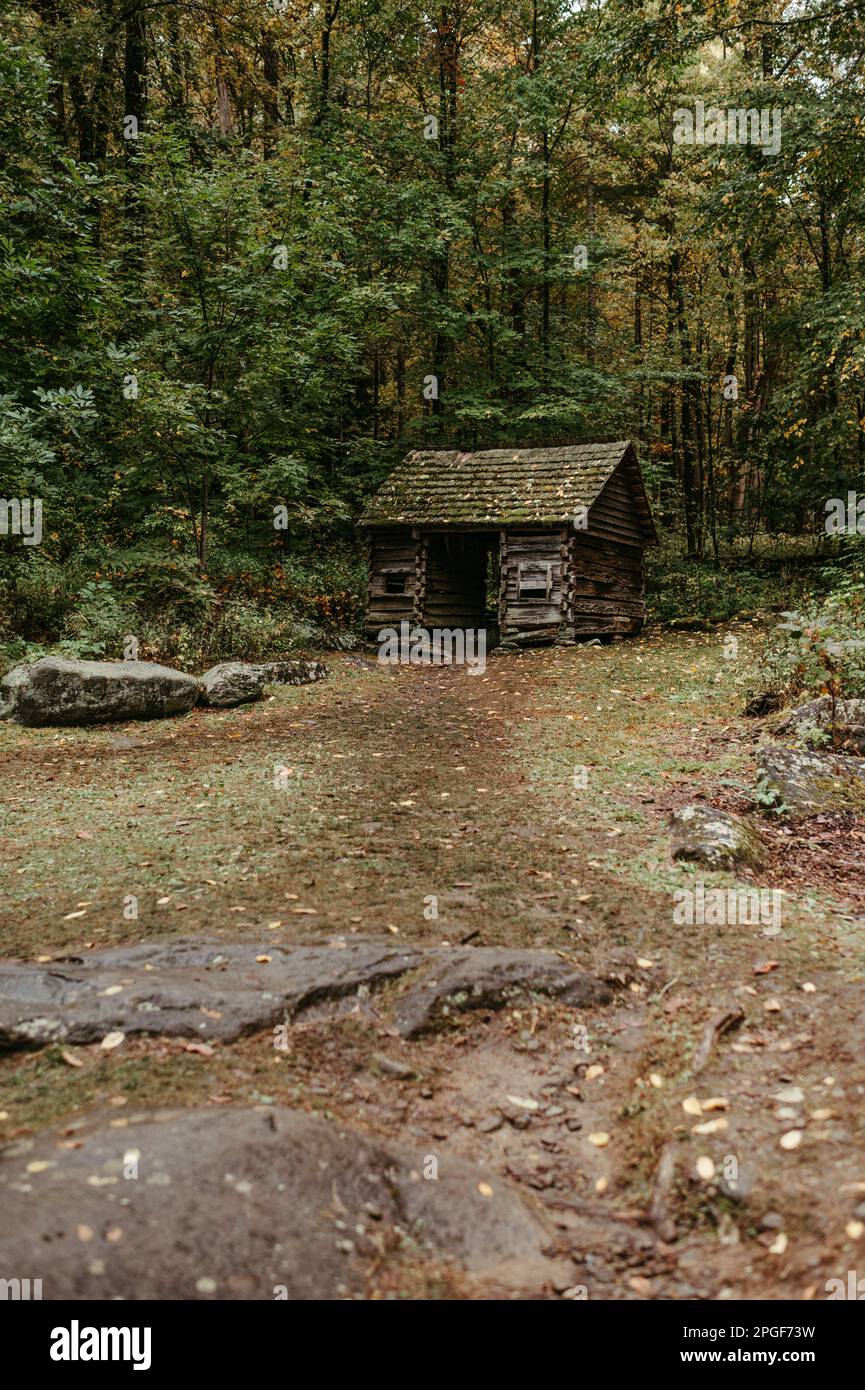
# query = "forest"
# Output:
<box><xmin>2</xmin><ymin>0</ymin><xmax>865</xmax><ymax>664</ymax></box>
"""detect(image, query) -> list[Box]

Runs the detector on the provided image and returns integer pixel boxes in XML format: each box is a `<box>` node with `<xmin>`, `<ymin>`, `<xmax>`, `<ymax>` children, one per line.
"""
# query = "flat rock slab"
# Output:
<box><xmin>757</xmin><ymin>744</ymin><xmax>865</xmax><ymax>817</ymax></box>
<box><xmin>0</xmin><ymin>657</ymin><xmax>198</xmax><ymax>727</ymax></box>
<box><xmin>0</xmin><ymin>940</ymin><xmax>421</xmax><ymax>1049</ymax></box>
<box><xmin>254</xmin><ymin>660</ymin><xmax>328</xmax><ymax>686</ymax></box>
<box><xmin>0</xmin><ymin>1107</ymin><xmax>568</xmax><ymax>1298</ymax></box>
<box><xmin>669</xmin><ymin>803</ymin><xmax>765</xmax><ymax>870</ymax></box>
<box><xmin>0</xmin><ymin>939</ymin><xmax>612</xmax><ymax>1050</ymax></box>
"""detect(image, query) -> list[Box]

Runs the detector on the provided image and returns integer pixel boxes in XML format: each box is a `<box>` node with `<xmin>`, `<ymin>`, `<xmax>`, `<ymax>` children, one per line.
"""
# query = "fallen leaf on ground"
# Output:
<box><xmin>506</xmin><ymin>1095</ymin><xmax>539</xmax><ymax>1111</ymax></box>
<box><xmin>692</xmin><ymin>1118</ymin><xmax>728</xmax><ymax>1135</ymax></box>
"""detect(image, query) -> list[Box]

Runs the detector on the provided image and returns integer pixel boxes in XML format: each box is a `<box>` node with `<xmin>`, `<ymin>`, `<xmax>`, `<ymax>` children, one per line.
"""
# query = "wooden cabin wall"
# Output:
<box><xmin>500</xmin><ymin>529</ymin><xmax>566</xmax><ymax>638</ymax></box>
<box><xmin>570</xmin><ymin>464</ymin><xmax>646</xmax><ymax>636</ymax></box>
<box><xmin>366</xmin><ymin>528</ymin><xmax>417</xmax><ymax>634</ymax></box>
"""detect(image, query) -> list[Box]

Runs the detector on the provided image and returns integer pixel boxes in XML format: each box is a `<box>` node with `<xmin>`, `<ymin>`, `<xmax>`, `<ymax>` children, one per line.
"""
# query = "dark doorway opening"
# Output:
<box><xmin>424</xmin><ymin>532</ymin><xmax>499</xmax><ymax>642</ymax></box>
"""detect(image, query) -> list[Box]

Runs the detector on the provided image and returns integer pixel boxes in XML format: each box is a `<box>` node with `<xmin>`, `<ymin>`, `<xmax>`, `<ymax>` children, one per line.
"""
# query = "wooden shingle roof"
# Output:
<box><xmin>361</xmin><ymin>441</ymin><xmax>651</xmax><ymax>530</ymax></box>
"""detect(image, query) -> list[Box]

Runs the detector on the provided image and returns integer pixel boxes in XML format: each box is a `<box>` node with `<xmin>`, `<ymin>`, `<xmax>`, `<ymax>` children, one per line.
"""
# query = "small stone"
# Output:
<box><xmin>478</xmin><ymin>1115</ymin><xmax>503</xmax><ymax>1134</ymax></box>
<box><xmin>760</xmin><ymin>1211</ymin><xmax>784</xmax><ymax>1230</ymax></box>
<box><xmin>773</xmin><ymin>1085</ymin><xmax>804</xmax><ymax>1105</ymax></box>
<box><xmin>371</xmin><ymin>1053</ymin><xmax>415</xmax><ymax>1080</ymax></box>
<box><xmin>506</xmin><ymin>1112</ymin><xmax>531</xmax><ymax>1130</ymax></box>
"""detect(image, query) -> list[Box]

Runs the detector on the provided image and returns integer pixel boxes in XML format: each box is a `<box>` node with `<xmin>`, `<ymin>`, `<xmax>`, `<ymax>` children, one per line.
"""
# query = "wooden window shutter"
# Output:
<box><xmin>517</xmin><ymin>560</ymin><xmax>553</xmax><ymax>601</ymax></box>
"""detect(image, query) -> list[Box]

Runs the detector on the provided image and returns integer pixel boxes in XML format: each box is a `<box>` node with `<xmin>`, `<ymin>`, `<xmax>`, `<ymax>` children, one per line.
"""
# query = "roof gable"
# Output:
<box><xmin>360</xmin><ymin>441</ymin><xmax>654</xmax><ymax>535</ymax></box>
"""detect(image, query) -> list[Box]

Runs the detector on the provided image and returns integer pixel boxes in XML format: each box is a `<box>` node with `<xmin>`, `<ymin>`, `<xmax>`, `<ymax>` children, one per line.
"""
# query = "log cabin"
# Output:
<box><xmin>360</xmin><ymin>440</ymin><xmax>657</xmax><ymax>645</ymax></box>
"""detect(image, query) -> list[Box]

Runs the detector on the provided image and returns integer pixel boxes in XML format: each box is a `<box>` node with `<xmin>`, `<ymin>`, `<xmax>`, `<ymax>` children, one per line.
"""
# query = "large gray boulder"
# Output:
<box><xmin>0</xmin><ymin>656</ymin><xmax>198</xmax><ymax>727</ymax></box>
<box><xmin>669</xmin><ymin>804</ymin><xmax>765</xmax><ymax>870</ymax></box>
<box><xmin>772</xmin><ymin>695</ymin><xmax>865</xmax><ymax>753</ymax></box>
<box><xmin>197</xmin><ymin>662</ymin><xmax>265</xmax><ymax>708</ymax></box>
<box><xmin>196</xmin><ymin>659</ymin><xmax>328</xmax><ymax>708</ymax></box>
<box><xmin>757</xmin><ymin>744</ymin><xmax>865</xmax><ymax>816</ymax></box>
<box><xmin>0</xmin><ymin>1106</ymin><xmax>570</xmax><ymax>1298</ymax></box>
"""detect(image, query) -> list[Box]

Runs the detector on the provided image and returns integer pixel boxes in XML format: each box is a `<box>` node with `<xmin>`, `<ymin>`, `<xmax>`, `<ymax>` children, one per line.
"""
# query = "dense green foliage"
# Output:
<box><xmin>2</xmin><ymin>0</ymin><xmax>865</xmax><ymax>663</ymax></box>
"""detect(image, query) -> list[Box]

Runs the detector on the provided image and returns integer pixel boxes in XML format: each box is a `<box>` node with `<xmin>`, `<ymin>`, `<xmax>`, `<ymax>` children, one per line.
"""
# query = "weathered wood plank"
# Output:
<box><xmin>572</xmin><ymin>597</ymin><xmax>646</xmax><ymax>618</ymax></box>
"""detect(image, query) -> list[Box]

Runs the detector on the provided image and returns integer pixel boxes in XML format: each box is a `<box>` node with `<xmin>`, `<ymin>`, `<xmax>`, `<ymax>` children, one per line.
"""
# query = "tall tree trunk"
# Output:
<box><xmin>262</xmin><ymin>30</ymin><xmax>280</xmax><ymax>157</ymax></box>
<box><xmin>430</xmin><ymin>9</ymin><xmax>459</xmax><ymax>420</ymax></box>
<box><xmin>166</xmin><ymin>2</ymin><xmax>185</xmax><ymax>113</ymax></box>
<box><xmin>670</xmin><ymin>251</ymin><xmax>698</xmax><ymax>556</ymax></box>
<box><xmin>123</xmin><ymin>1</ymin><xmax>147</xmax><ymax>242</ymax></box>
<box><xmin>314</xmin><ymin>0</ymin><xmax>341</xmax><ymax>126</ymax></box>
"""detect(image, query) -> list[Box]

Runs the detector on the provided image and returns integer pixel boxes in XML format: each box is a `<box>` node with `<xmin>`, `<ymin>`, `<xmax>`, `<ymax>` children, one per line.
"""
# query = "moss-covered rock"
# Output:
<box><xmin>757</xmin><ymin>744</ymin><xmax>865</xmax><ymax>817</ymax></box>
<box><xmin>772</xmin><ymin>696</ymin><xmax>865</xmax><ymax>753</ymax></box>
<box><xmin>670</xmin><ymin>803</ymin><xmax>766</xmax><ymax>870</ymax></box>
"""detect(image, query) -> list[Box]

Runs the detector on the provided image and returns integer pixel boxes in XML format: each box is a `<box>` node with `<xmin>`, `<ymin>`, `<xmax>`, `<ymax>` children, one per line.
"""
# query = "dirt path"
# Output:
<box><xmin>1</xmin><ymin>629</ymin><xmax>864</xmax><ymax>1299</ymax></box>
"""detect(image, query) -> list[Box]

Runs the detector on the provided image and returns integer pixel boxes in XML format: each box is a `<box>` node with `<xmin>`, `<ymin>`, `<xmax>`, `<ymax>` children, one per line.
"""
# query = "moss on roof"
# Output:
<box><xmin>360</xmin><ymin>441</ymin><xmax>642</xmax><ymax>526</ymax></box>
